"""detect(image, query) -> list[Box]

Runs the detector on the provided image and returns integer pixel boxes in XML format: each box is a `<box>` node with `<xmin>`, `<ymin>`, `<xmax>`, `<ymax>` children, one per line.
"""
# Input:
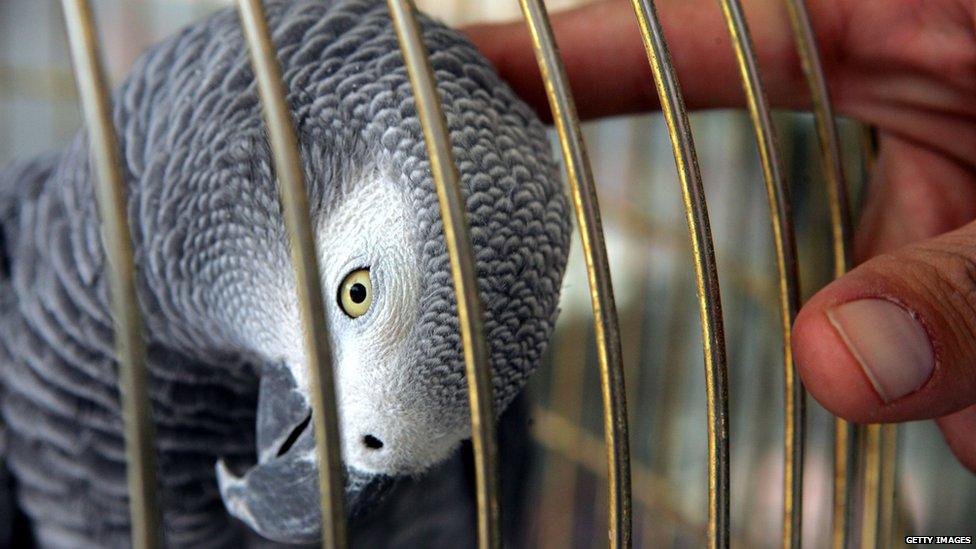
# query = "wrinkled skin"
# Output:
<box><xmin>0</xmin><ymin>0</ymin><xmax>570</xmax><ymax>545</ymax></box>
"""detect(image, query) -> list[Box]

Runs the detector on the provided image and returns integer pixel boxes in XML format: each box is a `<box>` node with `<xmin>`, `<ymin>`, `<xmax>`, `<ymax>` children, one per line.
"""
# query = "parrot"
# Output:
<box><xmin>0</xmin><ymin>0</ymin><xmax>571</xmax><ymax>546</ymax></box>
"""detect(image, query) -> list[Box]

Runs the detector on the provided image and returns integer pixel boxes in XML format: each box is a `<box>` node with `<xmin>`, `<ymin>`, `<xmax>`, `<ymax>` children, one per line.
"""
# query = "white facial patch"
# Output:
<box><xmin>247</xmin><ymin>171</ymin><xmax>466</xmax><ymax>475</ymax></box>
<box><xmin>313</xmin><ymin>174</ymin><xmax>461</xmax><ymax>475</ymax></box>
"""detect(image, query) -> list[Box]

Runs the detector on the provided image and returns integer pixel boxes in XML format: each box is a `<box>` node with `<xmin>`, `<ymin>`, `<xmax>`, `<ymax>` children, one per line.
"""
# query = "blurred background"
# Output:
<box><xmin>1</xmin><ymin>1</ymin><xmax>973</xmax><ymax>547</ymax></box>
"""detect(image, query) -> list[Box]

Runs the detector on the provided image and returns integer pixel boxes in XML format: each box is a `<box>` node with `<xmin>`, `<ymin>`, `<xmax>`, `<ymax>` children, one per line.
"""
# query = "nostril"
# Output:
<box><xmin>362</xmin><ymin>434</ymin><xmax>384</xmax><ymax>450</ymax></box>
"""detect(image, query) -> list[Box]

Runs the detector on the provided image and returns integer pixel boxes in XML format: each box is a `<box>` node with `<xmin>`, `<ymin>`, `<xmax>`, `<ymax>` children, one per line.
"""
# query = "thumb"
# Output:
<box><xmin>793</xmin><ymin>221</ymin><xmax>976</xmax><ymax>424</ymax></box>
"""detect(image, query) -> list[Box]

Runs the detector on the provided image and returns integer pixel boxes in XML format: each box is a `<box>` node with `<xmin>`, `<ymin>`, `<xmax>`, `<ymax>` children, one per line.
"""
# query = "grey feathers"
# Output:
<box><xmin>0</xmin><ymin>0</ymin><xmax>570</xmax><ymax>546</ymax></box>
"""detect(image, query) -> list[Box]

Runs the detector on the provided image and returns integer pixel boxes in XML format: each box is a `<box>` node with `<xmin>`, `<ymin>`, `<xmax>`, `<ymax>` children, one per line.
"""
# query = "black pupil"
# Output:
<box><xmin>349</xmin><ymin>283</ymin><xmax>367</xmax><ymax>304</ymax></box>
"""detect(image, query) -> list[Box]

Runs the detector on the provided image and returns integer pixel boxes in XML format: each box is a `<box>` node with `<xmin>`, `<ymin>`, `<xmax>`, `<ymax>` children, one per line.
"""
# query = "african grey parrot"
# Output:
<box><xmin>0</xmin><ymin>0</ymin><xmax>571</xmax><ymax>546</ymax></box>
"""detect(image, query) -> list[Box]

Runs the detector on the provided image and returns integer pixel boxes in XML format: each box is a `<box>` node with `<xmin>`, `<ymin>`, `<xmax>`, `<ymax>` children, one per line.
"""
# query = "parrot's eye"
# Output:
<box><xmin>338</xmin><ymin>268</ymin><xmax>372</xmax><ymax>318</ymax></box>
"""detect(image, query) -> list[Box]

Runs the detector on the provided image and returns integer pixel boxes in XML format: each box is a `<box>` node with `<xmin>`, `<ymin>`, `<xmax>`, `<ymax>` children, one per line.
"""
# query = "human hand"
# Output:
<box><xmin>464</xmin><ymin>0</ymin><xmax>976</xmax><ymax>472</ymax></box>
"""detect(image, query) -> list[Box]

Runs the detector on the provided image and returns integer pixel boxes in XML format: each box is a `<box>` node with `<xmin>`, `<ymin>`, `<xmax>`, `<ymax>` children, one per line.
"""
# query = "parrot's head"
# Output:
<box><xmin>120</xmin><ymin>0</ymin><xmax>568</xmax><ymax>543</ymax></box>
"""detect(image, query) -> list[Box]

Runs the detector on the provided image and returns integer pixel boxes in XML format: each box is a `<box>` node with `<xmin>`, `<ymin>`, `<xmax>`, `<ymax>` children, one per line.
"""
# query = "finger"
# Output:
<box><xmin>461</xmin><ymin>0</ymin><xmax>809</xmax><ymax>120</ymax></box>
<box><xmin>855</xmin><ymin>133</ymin><xmax>976</xmax><ymax>260</ymax></box>
<box><xmin>792</xmin><ymin>220</ymin><xmax>976</xmax><ymax>424</ymax></box>
<box><xmin>936</xmin><ymin>404</ymin><xmax>976</xmax><ymax>473</ymax></box>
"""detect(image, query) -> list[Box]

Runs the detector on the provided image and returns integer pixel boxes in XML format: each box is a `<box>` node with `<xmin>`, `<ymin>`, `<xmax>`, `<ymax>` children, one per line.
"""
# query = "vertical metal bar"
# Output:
<box><xmin>60</xmin><ymin>2</ymin><xmax>162</xmax><ymax>547</ymax></box>
<box><xmin>782</xmin><ymin>1</ymin><xmax>852</xmax><ymax>278</ymax></box>
<box><xmin>715</xmin><ymin>1</ymin><xmax>803</xmax><ymax>547</ymax></box>
<box><xmin>857</xmin><ymin>123</ymin><xmax>891</xmax><ymax>549</ymax></box>
<box><xmin>385</xmin><ymin>2</ymin><xmax>500</xmax><ymax>548</ymax></box>
<box><xmin>516</xmin><ymin>1</ymin><xmax>632</xmax><ymax>546</ymax></box>
<box><xmin>876</xmin><ymin>424</ymin><xmax>898</xmax><ymax>548</ymax></box>
<box><xmin>628</xmin><ymin>2</ymin><xmax>731</xmax><ymax>547</ymax></box>
<box><xmin>780</xmin><ymin>2</ymin><xmax>856</xmax><ymax>547</ymax></box>
<box><xmin>860</xmin><ymin>424</ymin><xmax>881</xmax><ymax>548</ymax></box>
<box><xmin>832</xmin><ymin>420</ymin><xmax>858</xmax><ymax>549</ymax></box>
<box><xmin>235</xmin><ymin>2</ymin><xmax>347</xmax><ymax>547</ymax></box>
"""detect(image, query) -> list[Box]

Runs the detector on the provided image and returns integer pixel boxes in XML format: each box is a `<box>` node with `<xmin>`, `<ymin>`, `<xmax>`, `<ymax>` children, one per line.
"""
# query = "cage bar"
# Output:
<box><xmin>877</xmin><ymin>424</ymin><xmax>899</xmax><ymax>548</ymax></box>
<box><xmin>780</xmin><ymin>2</ymin><xmax>857</xmax><ymax>547</ymax></box>
<box><xmin>628</xmin><ymin>1</ymin><xmax>731</xmax><ymax>547</ymax></box>
<box><xmin>856</xmin><ymin>123</ymin><xmax>896</xmax><ymax>549</ymax></box>
<box><xmin>860</xmin><ymin>424</ymin><xmax>883</xmax><ymax>547</ymax></box>
<box><xmin>48</xmin><ymin>1</ymin><xmax>914</xmax><ymax>547</ymax></box>
<box><xmin>714</xmin><ymin>1</ymin><xmax>804</xmax><ymax>546</ymax></box>
<box><xmin>385</xmin><ymin>1</ymin><xmax>501</xmax><ymax>548</ymax></box>
<box><xmin>235</xmin><ymin>1</ymin><xmax>348</xmax><ymax>547</ymax></box>
<box><xmin>515</xmin><ymin>1</ymin><xmax>633</xmax><ymax>546</ymax></box>
<box><xmin>60</xmin><ymin>1</ymin><xmax>162</xmax><ymax>548</ymax></box>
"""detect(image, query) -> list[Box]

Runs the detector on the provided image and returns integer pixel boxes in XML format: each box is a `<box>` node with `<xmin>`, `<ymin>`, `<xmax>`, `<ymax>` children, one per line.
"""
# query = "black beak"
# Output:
<box><xmin>216</xmin><ymin>362</ymin><xmax>397</xmax><ymax>543</ymax></box>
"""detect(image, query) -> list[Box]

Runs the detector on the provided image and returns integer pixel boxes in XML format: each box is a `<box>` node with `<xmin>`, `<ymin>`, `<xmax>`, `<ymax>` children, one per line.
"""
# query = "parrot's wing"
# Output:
<box><xmin>0</xmin><ymin>444</ymin><xmax>37</xmax><ymax>548</ymax></box>
<box><xmin>0</xmin><ymin>153</ymin><xmax>64</xmax><ymax>549</ymax></box>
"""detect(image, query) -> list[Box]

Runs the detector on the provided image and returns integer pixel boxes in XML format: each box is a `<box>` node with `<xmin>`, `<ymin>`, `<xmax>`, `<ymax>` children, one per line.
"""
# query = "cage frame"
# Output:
<box><xmin>55</xmin><ymin>0</ymin><xmax>899</xmax><ymax>547</ymax></box>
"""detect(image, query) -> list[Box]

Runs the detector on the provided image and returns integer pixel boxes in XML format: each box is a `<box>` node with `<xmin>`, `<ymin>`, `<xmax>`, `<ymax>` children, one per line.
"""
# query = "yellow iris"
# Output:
<box><xmin>338</xmin><ymin>268</ymin><xmax>372</xmax><ymax>318</ymax></box>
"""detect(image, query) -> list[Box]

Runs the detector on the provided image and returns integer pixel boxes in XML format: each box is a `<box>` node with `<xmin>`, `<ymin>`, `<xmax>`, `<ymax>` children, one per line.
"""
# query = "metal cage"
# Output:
<box><xmin>54</xmin><ymin>0</ymin><xmax>902</xmax><ymax>547</ymax></box>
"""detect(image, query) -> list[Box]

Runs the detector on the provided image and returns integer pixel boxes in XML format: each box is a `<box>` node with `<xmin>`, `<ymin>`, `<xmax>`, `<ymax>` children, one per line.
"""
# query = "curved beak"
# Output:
<box><xmin>216</xmin><ymin>363</ymin><xmax>396</xmax><ymax>543</ymax></box>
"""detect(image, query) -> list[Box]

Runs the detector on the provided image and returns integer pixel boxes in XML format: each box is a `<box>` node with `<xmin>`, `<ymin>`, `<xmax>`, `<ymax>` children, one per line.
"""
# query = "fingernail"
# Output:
<box><xmin>826</xmin><ymin>299</ymin><xmax>934</xmax><ymax>403</ymax></box>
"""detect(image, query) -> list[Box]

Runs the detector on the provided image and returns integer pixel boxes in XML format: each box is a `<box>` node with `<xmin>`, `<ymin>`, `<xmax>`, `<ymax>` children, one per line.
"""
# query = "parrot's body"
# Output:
<box><xmin>0</xmin><ymin>1</ymin><xmax>570</xmax><ymax>547</ymax></box>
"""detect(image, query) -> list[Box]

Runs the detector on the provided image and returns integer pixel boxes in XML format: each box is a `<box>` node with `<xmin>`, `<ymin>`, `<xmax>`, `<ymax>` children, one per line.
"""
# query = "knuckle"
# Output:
<box><xmin>925</xmin><ymin>237</ymin><xmax>976</xmax><ymax>307</ymax></box>
<box><xmin>908</xmin><ymin>237</ymin><xmax>976</xmax><ymax>368</ymax></box>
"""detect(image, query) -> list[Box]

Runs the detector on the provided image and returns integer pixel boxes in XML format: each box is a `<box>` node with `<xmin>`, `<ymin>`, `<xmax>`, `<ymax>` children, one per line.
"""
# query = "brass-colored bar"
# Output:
<box><xmin>857</xmin><ymin>122</ymin><xmax>891</xmax><ymax>549</ymax></box>
<box><xmin>235</xmin><ymin>2</ymin><xmax>347</xmax><ymax>547</ymax></box>
<box><xmin>780</xmin><ymin>2</ymin><xmax>856</xmax><ymax>547</ymax></box>
<box><xmin>385</xmin><ymin>2</ymin><xmax>500</xmax><ymax>548</ymax></box>
<box><xmin>715</xmin><ymin>1</ymin><xmax>803</xmax><ymax>547</ymax></box>
<box><xmin>516</xmin><ymin>1</ymin><xmax>632</xmax><ymax>546</ymax></box>
<box><xmin>833</xmin><ymin>419</ymin><xmax>857</xmax><ymax>549</ymax></box>
<box><xmin>782</xmin><ymin>2</ymin><xmax>852</xmax><ymax>277</ymax></box>
<box><xmin>629</xmin><ymin>2</ymin><xmax>731</xmax><ymax>547</ymax></box>
<box><xmin>860</xmin><ymin>424</ymin><xmax>882</xmax><ymax>548</ymax></box>
<box><xmin>877</xmin><ymin>424</ymin><xmax>898</xmax><ymax>548</ymax></box>
<box><xmin>60</xmin><ymin>2</ymin><xmax>162</xmax><ymax>547</ymax></box>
